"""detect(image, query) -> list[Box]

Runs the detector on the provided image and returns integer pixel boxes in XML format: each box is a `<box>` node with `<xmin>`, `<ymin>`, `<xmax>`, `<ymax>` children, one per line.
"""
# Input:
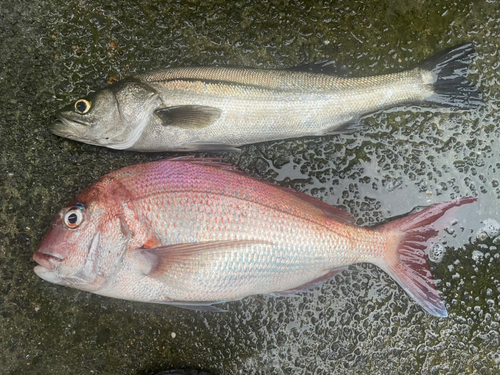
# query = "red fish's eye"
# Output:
<box><xmin>64</xmin><ymin>208</ymin><xmax>84</xmax><ymax>229</ymax></box>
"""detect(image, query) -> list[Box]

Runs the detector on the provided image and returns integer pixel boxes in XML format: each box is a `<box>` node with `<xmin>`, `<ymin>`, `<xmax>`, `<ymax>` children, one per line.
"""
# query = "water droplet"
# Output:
<box><xmin>429</xmin><ymin>243</ymin><xmax>445</xmax><ymax>263</ymax></box>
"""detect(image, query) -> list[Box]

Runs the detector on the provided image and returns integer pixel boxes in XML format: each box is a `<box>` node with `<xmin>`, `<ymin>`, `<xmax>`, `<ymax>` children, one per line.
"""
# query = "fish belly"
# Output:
<box><xmin>96</xmin><ymin>191</ymin><xmax>381</xmax><ymax>303</ymax></box>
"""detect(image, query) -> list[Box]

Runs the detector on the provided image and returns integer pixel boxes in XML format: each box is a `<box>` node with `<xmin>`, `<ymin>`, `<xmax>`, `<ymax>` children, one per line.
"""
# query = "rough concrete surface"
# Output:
<box><xmin>1</xmin><ymin>0</ymin><xmax>499</xmax><ymax>374</ymax></box>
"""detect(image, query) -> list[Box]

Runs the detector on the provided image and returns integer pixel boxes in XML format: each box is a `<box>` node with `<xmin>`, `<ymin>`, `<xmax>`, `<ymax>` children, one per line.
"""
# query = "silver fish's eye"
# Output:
<box><xmin>75</xmin><ymin>99</ymin><xmax>91</xmax><ymax>114</ymax></box>
<box><xmin>64</xmin><ymin>208</ymin><xmax>84</xmax><ymax>229</ymax></box>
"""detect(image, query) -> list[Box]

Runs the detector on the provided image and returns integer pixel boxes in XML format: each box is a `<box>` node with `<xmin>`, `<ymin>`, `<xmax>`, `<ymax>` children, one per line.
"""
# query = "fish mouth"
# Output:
<box><xmin>33</xmin><ymin>251</ymin><xmax>63</xmax><ymax>271</ymax></box>
<box><xmin>50</xmin><ymin>120</ymin><xmax>78</xmax><ymax>139</ymax></box>
<box><xmin>50</xmin><ymin>116</ymin><xmax>90</xmax><ymax>139</ymax></box>
<box><xmin>50</xmin><ymin>117</ymin><xmax>108</xmax><ymax>147</ymax></box>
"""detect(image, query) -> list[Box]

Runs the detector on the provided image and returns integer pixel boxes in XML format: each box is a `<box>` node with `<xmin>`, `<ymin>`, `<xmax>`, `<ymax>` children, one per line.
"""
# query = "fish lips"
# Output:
<box><xmin>33</xmin><ymin>251</ymin><xmax>63</xmax><ymax>271</ymax></box>
<box><xmin>50</xmin><ymin>115</ymin><xmax>91</xmax><ymax>139</ymax></box>
<box><xmin>33</xmin><ymin>251</ymin><xmax>65</xmax><ymax>284</ymax></box>
<box><xmin>51</xmin><ymin>116</ymin><xmax>109</xmax><ymax>148</ymax></box>
<box><xmin>50</xmin><ymin>120</ymin><xmax>77</xmax><ymax>139</ymax></box>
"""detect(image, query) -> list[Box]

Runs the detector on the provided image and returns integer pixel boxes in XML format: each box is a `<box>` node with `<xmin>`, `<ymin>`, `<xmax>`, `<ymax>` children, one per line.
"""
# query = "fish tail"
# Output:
<box><xmin>419</xmin><ymin>43</ymin><xmax>484</xmax><ymax>109</ymax></box>
<box><xmin>376</xmin><ymin>197</ymin><xmax>477</xmax><ymax>317</ymax></box>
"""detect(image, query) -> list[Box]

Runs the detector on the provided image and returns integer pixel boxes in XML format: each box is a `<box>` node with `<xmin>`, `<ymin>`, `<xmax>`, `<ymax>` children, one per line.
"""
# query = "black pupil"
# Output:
<box><xmin>68</xmin><ymin>213</ymin><xmax>78</xmax><ymax>224</ymax></box>
<box><xmin>76</xmin><ymin>101</ymin><xmax>87</xmax><ymax>113</ymax></box>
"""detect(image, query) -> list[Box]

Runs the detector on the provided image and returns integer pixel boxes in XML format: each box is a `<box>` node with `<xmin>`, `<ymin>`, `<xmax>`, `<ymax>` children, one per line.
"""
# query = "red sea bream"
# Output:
<box><xmin>33</xmin><ymin>158</ymin><xmax>476</xmax><ymax>317</ymax></box>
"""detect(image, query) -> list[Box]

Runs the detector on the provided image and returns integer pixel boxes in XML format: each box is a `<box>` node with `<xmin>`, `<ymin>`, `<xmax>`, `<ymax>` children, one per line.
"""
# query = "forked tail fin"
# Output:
<box><xmin>376</xmin><ymin>197</ymin><xmax>477</xmax><ymax>317</ymax></box>
<box><xmin>420</xmin><ymin>43</ymin><xmax>484</xmax><ymax>109</ymax></box>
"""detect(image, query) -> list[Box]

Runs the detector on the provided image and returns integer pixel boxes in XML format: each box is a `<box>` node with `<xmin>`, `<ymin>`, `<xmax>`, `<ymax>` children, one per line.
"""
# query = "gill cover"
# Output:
<box><xmin>51</xmin><ymin>78</ymin><xmax>160</xmax><ymax>149</ymax></box>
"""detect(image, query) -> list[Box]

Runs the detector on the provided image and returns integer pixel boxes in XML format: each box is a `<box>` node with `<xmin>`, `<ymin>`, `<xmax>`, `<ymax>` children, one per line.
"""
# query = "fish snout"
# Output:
<box><xmin>50</xmin><ymin>111</ymin><xmax>93</xmax><ymax>137</ymax></box>
<box><xmin>50</xmin><ymin>119</ymin><xmax>78</xmax><ymax>139</ymax></box>
<box><xmin>33</xmin><ymin>251</ymin><xmax>63</xmax><ymax>271</ymax></box>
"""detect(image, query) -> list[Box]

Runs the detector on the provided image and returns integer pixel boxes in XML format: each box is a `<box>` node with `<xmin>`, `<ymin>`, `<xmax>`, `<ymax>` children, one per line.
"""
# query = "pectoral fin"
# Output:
<box><xmin>176</xmin><ymin>142</ymin><xmax>241</xmax><ymax>152</ymax></box>
<box><xmin>154</xmin><ymin>105</ymin><xmax>222</xmax><ymax>129</ymax></box>
<box><xmin>134</xmin><ymin>239</ymin><xmax>274</xmax><ymax>279</ymax></box>
<box><xmin>118</xmin><ymin>215</ymin><xmax>133</xmax><ymax>239</ymax></box>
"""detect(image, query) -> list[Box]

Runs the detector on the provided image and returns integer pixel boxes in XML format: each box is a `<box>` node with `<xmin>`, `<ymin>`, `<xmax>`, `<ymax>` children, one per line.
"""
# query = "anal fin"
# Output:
<box><xmin>324</xmin><ymin>118</ymin><xmax>363</xmax><ymax>135</ymax></box>
<box><xmin>251</xmin><ymin>295</ymin><xmax>266</xmax><ymax>305</ymax></box>
<box><xmin>151</xmin><ymin>300</ymin><xmax>228</xmax><ymax>312</ymax></box>
<box><xmin>273</xmin><ymin>267</ymin><xmax>347</xmax><ymax>296</ymax></box>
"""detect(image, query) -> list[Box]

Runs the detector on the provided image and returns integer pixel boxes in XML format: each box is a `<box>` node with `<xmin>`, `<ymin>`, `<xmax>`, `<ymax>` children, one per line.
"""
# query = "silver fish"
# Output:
<box><xmin>51</xmin><ymin>43</ymin><xmax>483</xmax><ymax>152</ymax></box>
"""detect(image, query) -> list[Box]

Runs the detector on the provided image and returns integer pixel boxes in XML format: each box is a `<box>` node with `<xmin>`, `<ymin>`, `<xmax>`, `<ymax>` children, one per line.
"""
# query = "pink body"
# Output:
<box><xmin>33</xmin><ymin>158</ymin><xmax>475</xmax><ymax>316</ymax></box>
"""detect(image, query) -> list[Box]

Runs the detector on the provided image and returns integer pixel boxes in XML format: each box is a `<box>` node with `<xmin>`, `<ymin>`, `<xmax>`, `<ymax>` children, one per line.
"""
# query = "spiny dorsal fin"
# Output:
<box><xmin>167</xmin><ymin>157</ymin><xmax>356</xmax><ymax>224</ymax></box>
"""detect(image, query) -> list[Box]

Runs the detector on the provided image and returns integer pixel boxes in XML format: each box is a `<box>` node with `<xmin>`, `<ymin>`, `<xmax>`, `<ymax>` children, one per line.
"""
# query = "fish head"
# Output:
<box><xmin>33</xmin><ymin>169</ymin><xmax>144</xmax><ymax>292</ymax></box>
<box><xmin>50</xmin><ymin>78</ymin><xmax>159</xmax><ymax>150</ymax></box>
<box><xmin>33</xmin><ymin>198</ymin><xmax>108</xmax><ymax>291</ymax></box>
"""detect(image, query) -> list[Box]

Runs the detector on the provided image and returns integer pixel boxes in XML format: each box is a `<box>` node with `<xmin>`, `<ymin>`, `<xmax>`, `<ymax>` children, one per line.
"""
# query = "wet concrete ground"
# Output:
<box><xmin>1</xmin><ymin>0</ymin><xmax>500</xmax><ymax>374</ymax></box>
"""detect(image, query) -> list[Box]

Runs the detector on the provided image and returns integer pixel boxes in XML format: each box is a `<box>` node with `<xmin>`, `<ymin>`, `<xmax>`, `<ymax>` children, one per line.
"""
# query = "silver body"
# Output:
<box><xmin>51</xmin><ymin>66</ymin><xmax>435</xmax><ymax>152</ymax></box>
<box><xmin>130</xmin><ymin>67</ymin><xmax>433</xmax><ymax>151</ymax></box>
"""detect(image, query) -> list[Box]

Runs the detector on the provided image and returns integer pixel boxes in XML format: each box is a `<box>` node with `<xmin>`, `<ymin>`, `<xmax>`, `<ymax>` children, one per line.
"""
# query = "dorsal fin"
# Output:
<box><xmin>277</xmin><ymin>187</ymin><xmax>355</xmax><ymax>224</ymax></box>
<box><xmin>167</xmin><ymin>157</ymin><xmax>356</xmax><ymax>224</ymax></box>
<box><xmin>287</xmin><ymin>61</ymin><xmax>349</xmax><ymax>76</ymax></box>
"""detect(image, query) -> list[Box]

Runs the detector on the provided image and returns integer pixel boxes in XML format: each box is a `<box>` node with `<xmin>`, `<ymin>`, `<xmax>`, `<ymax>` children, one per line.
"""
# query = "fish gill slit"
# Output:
<box><xmin>108</xmin><ymin>90</ymin><xmax>159</xmax><ymax>150</ymax></box>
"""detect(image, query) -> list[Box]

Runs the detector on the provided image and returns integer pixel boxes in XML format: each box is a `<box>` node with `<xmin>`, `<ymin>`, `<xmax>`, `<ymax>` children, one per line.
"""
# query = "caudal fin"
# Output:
<box><xmin>376</xmin><ymin>197</ymin><xmax>477</xmax><ymax>317</ymax></box>
<box><xmin>420</xmin><ymin>43</ymin><xmax>484</xmax><ymax>109</ymax></box>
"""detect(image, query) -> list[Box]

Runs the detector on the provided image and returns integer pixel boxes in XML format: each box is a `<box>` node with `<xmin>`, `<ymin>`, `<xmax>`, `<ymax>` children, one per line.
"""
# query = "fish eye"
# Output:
<box><xmin>64</xmin><ymin>207</ymin><xmax>84</xmax><ymax>229</ymax></box>
<box><xmin>74</xmin><ymin>99</ymin><xmax>91</xmax><ymax>114</ymax></box>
